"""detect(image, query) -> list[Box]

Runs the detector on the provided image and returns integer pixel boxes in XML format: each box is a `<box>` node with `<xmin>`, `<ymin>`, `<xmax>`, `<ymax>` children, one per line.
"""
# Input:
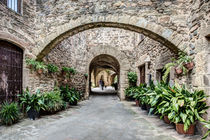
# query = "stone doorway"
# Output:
<box><xmin>89</xmin><ymin>54</ymin><xmax>119</xmax><ymax>96</ymax></box>
<box><xmin>0</xmin><ymin>40</ymin><xmax>23</xmax><ymax>103</ymax></box>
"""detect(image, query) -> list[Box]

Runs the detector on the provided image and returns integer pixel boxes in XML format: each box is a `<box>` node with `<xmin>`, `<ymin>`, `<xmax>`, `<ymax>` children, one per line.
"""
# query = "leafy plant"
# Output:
<box><xmin>47</xmin><ymin>64</ymin><xmax>59</xmax><ymax>73</ymax></box>
<box><xmin>19</xmin><ymin>88</ymin><xmax>45</xmax><ymax>113</ymax></box>
<box><xmin>162</xmin><ymin>51</ymin><xmax>193</xmax><ymax>83</ymax></box>
<box><xmin>168</xmin><ymin>84</ymin><xmax>209</xmax><ymax>131</ymax></box>
<box><xmin>201</xmin><ymin>120</ymin><xmax>210</xmax><ymax>139</ymax></box>
<box><xmin>35</xmin><ymin>61</ymin><xmax>47</xmax><ymax>71</ymax></box>
<box><xmin>25</xmin><ymin>58</ymin><xmax>47</xmax><ymax>72</ymax></box>
<box><xmin>0</xmin><ymin>102</ymin><xmax>20</xmax><ymax>125</ymax></box>
<box><xmin>127</xmin><ymin>71</ymin><xmax>137</xmax><ymax>87</ymax></box>
<box><xmin>62</xmin><ymin>67</ymin><xmax>76</xmax><ymax>75</ymax></box>
<box><xmin>125</xmin><ymin>87</ymin><xmax>138</xmax><ymax>100</ymax></box>
<box><xmin>60</xmin><ymin>86</ymin><xmax>81</xmax><ymax>105</ymax></box>
<box><xmin>42</xmin><ymin>89</ymin><xmax>64</xmax><ymax>113</ymax></box>
<box><xmin>84</xmin><ymin>73</ymin><xmax>88</xmax><ymax>77</ymax></box>
<box><xmin>25</xmin><ymin>58</ymin><xmax>37</xmax><ymax>70</ymax></box>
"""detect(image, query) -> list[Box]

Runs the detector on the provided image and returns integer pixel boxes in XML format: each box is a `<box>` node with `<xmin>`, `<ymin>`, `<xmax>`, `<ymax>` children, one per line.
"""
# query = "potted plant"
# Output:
<box><xmin>62</xmin><ymin>67</ymin><xmax>69</xmax><ymax>76</ymax></box>
<box><xmin>168</xmin><ymin>84</ymin><xmax>209</xmax><ymax>135</ymax></box>
<box><xmin>35</xmin><ymin>62</ymin><xmax>47</xmax><ymax>74</ymax></box>
<box><xmin>178</xmin><ymin>51</ymin><xmax>194</xmax><ymax>70</ymax></box>
<box><xmin>25</xmin><ymin>58</ymin><xmax>36</xmax><ymax>69</ymax></box>
<box><xmin>60</xmin><ymin>86</ymin><xmax>81</xmax><ymax>106</ymax></box>
<box><xmin>47</xmin><ymin>64</ymin><xmax>59</xmax><ymax>74</ymax></box>
<box><xmin>19</xmin><ymin>88</ymin><xmax>45</xmax><ymax>120</ymax></box>
<box><xmin>41</xmin><ymin>89</ymin><xmax>64</xmax><ymax>114</ymax></box>
<box><xmin>0</xmin><ymin>102</ymin><xmax>20</xmax><ymax>125</ymax></box>
<box><xmin>127</xmin><ymin>71</ymin><xmax>137</xmax><ymax>87</ymax></box>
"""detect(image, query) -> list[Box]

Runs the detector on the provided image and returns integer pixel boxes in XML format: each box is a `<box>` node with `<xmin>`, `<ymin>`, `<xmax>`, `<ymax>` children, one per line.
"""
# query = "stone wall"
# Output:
<box><xmin>26</xmin><ymin>27</ymin><xmax>175</xmax><ymax>96</ymax></box>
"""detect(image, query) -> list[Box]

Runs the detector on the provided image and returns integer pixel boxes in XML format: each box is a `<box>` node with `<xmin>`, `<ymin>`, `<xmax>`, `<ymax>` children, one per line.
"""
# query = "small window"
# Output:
<box><xmin>0</xmin><ymin>0</ymin><xmax>21</xmax><ymax>13</ymax></box>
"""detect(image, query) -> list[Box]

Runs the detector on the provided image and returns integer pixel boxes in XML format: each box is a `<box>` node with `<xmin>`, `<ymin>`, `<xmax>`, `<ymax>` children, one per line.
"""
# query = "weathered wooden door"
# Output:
<box><xmin>0</xmin><ymin>41</ymin><xmax>23</xmax><ymax>103</ymax></box>
<box><xmin>139</xmin><ymin>65</ymin><xmax>145</xmax><ymax>84</ymax></box>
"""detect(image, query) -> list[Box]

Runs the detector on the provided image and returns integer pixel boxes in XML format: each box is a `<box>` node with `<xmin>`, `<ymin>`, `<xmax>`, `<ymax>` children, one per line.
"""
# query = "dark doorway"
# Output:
<box><xmin>139</xmin><ymin>65</ymin><xmax>145</xmax><ymax>84</ymax></box>
<box><xmin>0</xmin><ymin>40</ymin><xmax>23</xmax><ymax>103</ymax></box>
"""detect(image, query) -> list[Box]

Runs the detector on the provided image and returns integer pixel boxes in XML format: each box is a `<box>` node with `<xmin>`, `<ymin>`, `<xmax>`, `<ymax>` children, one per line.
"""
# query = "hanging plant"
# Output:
<box><xmin>162</xmin><ymin>51</ymin><xmax>194</xmax><ymax>83</ymax></box>
<box><xmin>47</xmin><ymin>64</ymin><xmax>59</xmax><ymax>74</ymax></box>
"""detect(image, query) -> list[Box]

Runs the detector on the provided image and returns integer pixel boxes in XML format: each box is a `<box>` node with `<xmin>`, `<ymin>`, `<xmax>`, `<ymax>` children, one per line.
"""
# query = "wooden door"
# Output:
<box><xmin>0</xmin><ymin>40</ymin><xmax>23</xmax><ymax>103</ymax></box>
<box><xmin>139</xmin><ymin>65</ymin><xmax>145</xmax><ymax>84</ymax></box>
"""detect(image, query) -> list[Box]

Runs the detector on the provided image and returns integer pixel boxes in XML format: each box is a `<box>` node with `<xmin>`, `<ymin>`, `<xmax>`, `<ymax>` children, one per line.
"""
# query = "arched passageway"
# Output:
<box><xmin>89</xmin><ymin>54</ymin><xmax>119</xmax><ymax>95</ymax></box>
<box><xmin>36</xmin><ymin>21</ymin><xmax>182</xmax><ymax>60</ymax></box>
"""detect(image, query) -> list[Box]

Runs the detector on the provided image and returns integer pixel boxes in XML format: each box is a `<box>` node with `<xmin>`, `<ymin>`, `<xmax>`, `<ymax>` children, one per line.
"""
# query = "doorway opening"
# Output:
<box><xmin>89</xmin><ymin>54</ymin><xmax>120</xmax><ymax>95</ymax></box>
<box><xmin>0</xmin><ymin>40</ymin><xmax>23</xmax><ymax>103</ymax></box>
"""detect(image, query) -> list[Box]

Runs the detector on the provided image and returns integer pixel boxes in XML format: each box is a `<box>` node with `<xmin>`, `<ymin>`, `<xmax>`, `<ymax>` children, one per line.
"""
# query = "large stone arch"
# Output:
<box><xmin>35</xmin><ymin>15</ymin><xmax>185</xmax><ymax>59</ymax></box>
<box><xmin>85</xmin><ymin>45</ymin><xmax>130</xmax><ymax>100</ymax></box>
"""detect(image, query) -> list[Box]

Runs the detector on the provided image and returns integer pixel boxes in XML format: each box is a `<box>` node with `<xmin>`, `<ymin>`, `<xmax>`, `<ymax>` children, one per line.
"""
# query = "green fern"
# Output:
<box><xmin>162</xmin><ymin>62</ymin><xmax>176</xmax><ymax>83</ymax></box>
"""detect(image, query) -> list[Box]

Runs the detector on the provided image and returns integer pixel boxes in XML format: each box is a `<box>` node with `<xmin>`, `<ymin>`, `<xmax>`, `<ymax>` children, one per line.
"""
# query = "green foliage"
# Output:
<box><xmin>163</xmin><ymin>62</ymin><xmax>175</xmax><ymax>83</ymax></box>
<box><xmin>62</xmin><ymin>67</ymin><xmax>77</xmax><ymax>75</ymax></box>
<box><xmin>42</xmin><ymin>89</ymin><xmax>64</xmax><ymax>113</ymax></box>
<box><xmin>84</xmin><ymin>73</ymin><xmax>88</xmax><ymax>77</ymax></box>
<box><xmin>60</xmin><ymin>86</ymin><xmax>81</xmax><ymax>105</ymax></box>
<box><xmin>162</xmin><ymin>51</ymin><xmax>193</xmax><ymax>83</ymax></box>
<box><xmin>0</xmin><ymin>102</ymin><xmax>20</xmax><ymax>125</ymax></box>
<box><xmin>201</xmin><ymin>120</ymin><xmax>210</xmax><ymax>139</ymax></box>
<box><xmin>19</xmin><ymin>88</ymin><xmax>45</xmax><ymax>113</ymax></box>
<box><xmin>167</xmin><ymin>84</ymin><xmax>208</xmax><ymax>132</ymax></box>
<box><xmin>35</xmin><ymin>61</ymin><xmax>47</xmax><ymax>71</ymax></box>
<box><xmin>25</xmin><ymin>58</ymin><xmax>47</xmax><ymax>72</ymax></box>
<box><xmin>47</xmin><ymin>64</ymin><xmax>59</xmax><ymax>73</ymax></box>
<box><xmin>127</xmin><ymin>72</ymin><xmax>137</xmax><ymax>86</ymax></box>
<box><xmin>26</xmin><ymin>58</ymin><xmax>36</xmax><ymax>69</ymax></box>
<box><xmin>125</xmin><ymin>87</ymin><xmax>138</xmax><ymax>99</ymax></box>
<box><xmin>133</xmin><ymin>82</ymin><xmax>209</xmax><ymax>132</ymax></box>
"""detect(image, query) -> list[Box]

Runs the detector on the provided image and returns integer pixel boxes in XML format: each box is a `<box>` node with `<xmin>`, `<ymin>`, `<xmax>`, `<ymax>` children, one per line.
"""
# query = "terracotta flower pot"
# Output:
<box><xmin>135</xmin><ymin>100</ymin><xmax>139</xmax><ymax>107</ymax></box>
<box><xmin>184</xmin><ymin>62</ymin><xmax>194</xmax><ymax>70</ymax></box>
<box><xmin>175</xmin><ymin>67</ymin><xmax>183</xmax><ymax>75</ymax></box>
<box><xmin>175</xmin><ymin>123</ymin><xmax>195</xmax><ymax>135</ymax></box>
<box><xmin>163</xmin><ymin>116</ymin><xmax>171</xmax><ymax>124</ymax></box>
<box><xmin>62</xmin><ymin>71</ymin><xmax>67</xmax><ymax>76</ymax></box>
<box><xmin>37</xmin><ymin>69</ymin><xmax>43</xmax><ymax>74</ymax></box>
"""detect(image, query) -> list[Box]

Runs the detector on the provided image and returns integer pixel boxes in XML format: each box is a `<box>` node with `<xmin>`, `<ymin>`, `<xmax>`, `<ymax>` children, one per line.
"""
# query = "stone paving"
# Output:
<box><xmin>91</xmin><ymin>86</ymin><xmax>117</xmax><ymax>94</ymax></box>
<box><xmin>0</xmin><ymin>95</ymin><xmax>201</xmax><ymax>140</ymax></box>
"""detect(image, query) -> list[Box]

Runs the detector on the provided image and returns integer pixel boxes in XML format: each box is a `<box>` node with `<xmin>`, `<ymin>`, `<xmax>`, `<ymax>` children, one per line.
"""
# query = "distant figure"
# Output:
<box><xmin>99</xmin><ymin>79</ymin><xmax>104</xmax><ymax>90</ymax></box>
<box><xmin>101</xmin><ymin>80</ymin><xmax>105</xmax><ymax>90</ymax></box>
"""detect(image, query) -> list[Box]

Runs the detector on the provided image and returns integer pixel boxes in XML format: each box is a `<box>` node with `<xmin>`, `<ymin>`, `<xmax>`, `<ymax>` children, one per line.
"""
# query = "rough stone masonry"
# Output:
<box><xmin>0</xmin><ymin>0</ymin><xmax>209</xmax><ymax>135</ymax></box>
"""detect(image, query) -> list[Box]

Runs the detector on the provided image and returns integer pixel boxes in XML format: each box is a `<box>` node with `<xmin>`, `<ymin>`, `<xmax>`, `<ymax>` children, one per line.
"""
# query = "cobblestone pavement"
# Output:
<box><xmin>0</xmin><ymin>95</ymin><xmax>201</xmax><ymax>140</ymax></box>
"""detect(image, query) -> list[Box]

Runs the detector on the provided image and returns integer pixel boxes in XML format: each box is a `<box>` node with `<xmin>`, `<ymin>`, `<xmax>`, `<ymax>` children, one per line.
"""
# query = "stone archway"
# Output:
<box><xmin>36</xmin><ymin>17</ymin><xmax>184</xmax><ymax>60</ymax></box>
<box><xmin>85</xmin><ymin>46</ymin><xmax>130</xmax><ymax>100</ymax></box>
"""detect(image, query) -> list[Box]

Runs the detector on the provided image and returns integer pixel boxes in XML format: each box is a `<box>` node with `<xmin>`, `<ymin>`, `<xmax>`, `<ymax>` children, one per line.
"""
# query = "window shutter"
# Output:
<box><xmin>17</xmin><ymin>0</ymin><xmax>21</xmax><ymax>13</ymax></box>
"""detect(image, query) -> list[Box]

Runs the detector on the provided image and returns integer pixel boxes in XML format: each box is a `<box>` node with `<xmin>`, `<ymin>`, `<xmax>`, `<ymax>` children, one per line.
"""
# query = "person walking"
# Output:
<box><xmin>101</xmin><ymin>80</ymin><xmax>105</xmax><ymax>90</ymax></box>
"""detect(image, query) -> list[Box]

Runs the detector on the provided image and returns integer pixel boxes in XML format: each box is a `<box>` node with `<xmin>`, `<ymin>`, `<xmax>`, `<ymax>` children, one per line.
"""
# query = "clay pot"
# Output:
<box><xmin>141</xmin><ymin>103</ymin><xmax>147</xmax><ymax>110</ymax></box>
<box><xmin>163</xmin><ymin>116</ymin><xmax>171</xmax><ymax>124</ymax></box>
<box><xmin>62</xmin><ymin>71</ymin><xmax>67</xmax><ymax>76</ymax></box>
<box><xmin>63</xmin><ymin>79</ymin><xmax>68</xmax><ymax>84</ymax></box>
<box><xmin>37</xmin><ymin>69</ymin><xmax>43</xmax><ymax>74</ymax></box>
<box><xmin>135</xmin><ymin>100</ymin><xmax>139</xmax><ymax>107</ymax></box>
<box><xmin>175</xmin><ymin>123</ymin><xmax>195</xmax><ymax>135</ymax></box>
<box><xmin>184</xmin><ymin>62</ymin><xmax>194</xmax><ymax>70</ymax></box>
<box><xmin>175</xmin><ymin>67</ymin><xmax>183</xmax><ymax>75</ymax></box>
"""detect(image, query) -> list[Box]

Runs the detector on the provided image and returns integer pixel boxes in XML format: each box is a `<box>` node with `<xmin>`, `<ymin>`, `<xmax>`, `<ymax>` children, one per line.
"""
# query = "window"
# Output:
<box><xmin>0</xmin><ymin>0</ymin><xmax>21</xmax><ymax>13</ymax></box>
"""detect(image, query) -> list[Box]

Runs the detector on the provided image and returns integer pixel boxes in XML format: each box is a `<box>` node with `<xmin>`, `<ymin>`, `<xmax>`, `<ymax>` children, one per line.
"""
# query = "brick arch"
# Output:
<box><xmin>85</xmin><ymin>45</ymin><xmax>130</xmax><ymax>100</ymax></box>
<box><xmin>36</xmin><ymin>15</ymin><xmax>185</xmax><ymax>60</ymax></box>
